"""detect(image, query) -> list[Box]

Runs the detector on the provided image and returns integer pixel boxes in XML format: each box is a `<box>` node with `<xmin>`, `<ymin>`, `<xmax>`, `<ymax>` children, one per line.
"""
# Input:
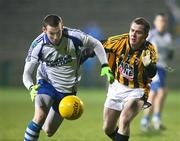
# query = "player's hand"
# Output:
<box><xmin>101</xmin><ymin>66</ymin><xmax>114</xmax><ymax>84</ymax></box>
<box><xmin>29</xmin><ymin>84</ymin><xmax>39</xmax><ymax>102</ymax></box>
<box><xmin>142</xmin><ymin>50</ymin><xmax>151</xmax><ymax>67</ymax></box>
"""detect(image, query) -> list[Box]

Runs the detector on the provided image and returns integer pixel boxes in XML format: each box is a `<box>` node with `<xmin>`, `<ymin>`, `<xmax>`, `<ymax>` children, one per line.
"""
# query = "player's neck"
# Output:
<box><xmin>130</xmin><ymin>42</ymin><xmax>145</xmax><ymax>51</ymax></box>
<box><xmin>131</xmin><ymin>45</ymin><xmax>140</xmax><ymax>50</ymax></box>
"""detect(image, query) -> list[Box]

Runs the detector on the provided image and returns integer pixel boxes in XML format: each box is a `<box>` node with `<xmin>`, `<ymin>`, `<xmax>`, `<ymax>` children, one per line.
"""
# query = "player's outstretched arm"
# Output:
<box><xmin>84</xmin><ymin>35</ymin><xmax>114</xmax><ymax>83</ymax></box>
<box><xmin>23</xmin><ymin>62</ymin><xmax>39</xmax><ymax>101</ymax></box>
<box><xmin>100</xmin><ymin>64</ymin><xmax>114</xmax><ymax>84</ymax></box>
<box><xmin>80</xmin><ymin>47</ymin><xmax>95</xmax><ymax>65</ymax></box>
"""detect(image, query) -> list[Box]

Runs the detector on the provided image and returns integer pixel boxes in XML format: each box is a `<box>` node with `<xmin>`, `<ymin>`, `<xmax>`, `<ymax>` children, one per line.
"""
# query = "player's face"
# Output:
<box><xmin>129</xmin><ymin>23</ymin><xmax>147</xmax><ymax>49</ymax></box>
<box><xmin>154</xmin><ymin>15</ymin><xmax>168</xmax><ymax>33</ymax></box>
<box><xmin>43</xmin><ymin>23</ymin><xmax>63</xmax><ymax>45</ymax></box>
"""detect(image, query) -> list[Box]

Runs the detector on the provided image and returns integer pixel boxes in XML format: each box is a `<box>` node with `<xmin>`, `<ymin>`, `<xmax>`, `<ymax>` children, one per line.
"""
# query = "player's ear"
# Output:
<box><xmin>59</xmin><ymin>22</ymin><xmax>64</xmax><ymax>30</ymax></box>
<box><xmin>145</xmin><ymin>33</ymin><xmax>148</xmax><ymax>39</ymax></box>
<box><xmin>42</xmin><ymin>26</ymin><xmax>46</xmax><ymax>33</ymax></box>
<box><xmin>153</xmin><ymin>19</ymin><xmax>156</xmax><ymax>27</ymax></box>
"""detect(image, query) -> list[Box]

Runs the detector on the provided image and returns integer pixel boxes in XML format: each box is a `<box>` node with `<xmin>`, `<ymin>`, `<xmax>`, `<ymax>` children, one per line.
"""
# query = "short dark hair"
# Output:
<box><xmin>131</xmin><ymin>17</ymin><xmax>150</xmax><ymax>34</ymax></box>
<box><xmin>155</xmin><ymin>12</ymin><xmax>167</xmax><ymax>18</ymax></box>
<box><xmin>154</xmin><ymin>12</ymin><xmax>168</xmax><ymax>22</ymax></box>
<box><xmin>43</xmin><ymin>14</ymin><xmax>62</xmax><ymax>27</ymax></box>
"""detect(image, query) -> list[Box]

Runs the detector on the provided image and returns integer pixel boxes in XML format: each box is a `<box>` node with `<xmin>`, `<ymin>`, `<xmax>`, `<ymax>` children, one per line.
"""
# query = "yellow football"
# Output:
<box><xmin>59</xmin><ymin>95</ymin><xmax>84</xmax><ymax>120</ymax></box>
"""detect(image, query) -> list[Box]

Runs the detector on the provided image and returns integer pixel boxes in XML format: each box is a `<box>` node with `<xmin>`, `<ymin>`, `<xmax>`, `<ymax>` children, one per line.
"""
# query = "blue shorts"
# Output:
<box><xmin>37</xmin><ymin>79</ymin><xmax>76</xmax><ymax>113</ymax></box>
<box><xmin>151</xmin><ymin>67</ymin><xmax>166</xmax><ymax>92</ymax></box>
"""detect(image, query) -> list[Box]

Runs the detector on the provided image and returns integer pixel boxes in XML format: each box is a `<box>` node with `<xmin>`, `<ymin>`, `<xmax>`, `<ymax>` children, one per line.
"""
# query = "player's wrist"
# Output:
<box><xmin>101</xmin><ymin>63</ymin><xmax>109</xmax><ymax>68</ymax></box>
<box><xmin>29</xmin><ymin>84</ymin><xmax>39</xmax><ymax>91</ymax></box>
<box><xmin>144</xmin><ymin>62</ymin><xmax>154</xmax><ymax>69</ymax></box>
<box><xmin>144</xmin><ymin>59</ymin><xmax>151</xmax><ymax>67</ymax></box>
<box><xmin>29</xmin><ymin>85</ymin><xmax>33</xmax><ymax>91</ymax></box>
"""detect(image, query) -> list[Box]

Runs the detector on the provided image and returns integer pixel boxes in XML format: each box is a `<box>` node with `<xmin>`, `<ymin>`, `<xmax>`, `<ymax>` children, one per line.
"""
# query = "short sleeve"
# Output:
<box><xmin>149</xmin><ymin>44</ymin><xmax>158</xmax><ymax>64</ymax></box>
<box><xmin>103</xmin><ymin>34</ymin><xmax>126</xmax><ymax>52</ymax></box>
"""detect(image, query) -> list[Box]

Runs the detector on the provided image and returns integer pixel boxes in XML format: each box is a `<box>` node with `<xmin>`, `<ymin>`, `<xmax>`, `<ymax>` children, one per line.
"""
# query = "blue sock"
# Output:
<box><xmin>144</xmin><ymin>115</ymin><xmax>150</xmax><ymax>121</ymax></box>
<box><xmin>154</xmin><ymin>112</ymin><xmax>160</xmax><ymax>120</ymax></box>
<box><xmin>24</xmin><ymin>121</ymin><xmax>41</xmax><ymax>141</ymax></box>
<box><xmin>141</xmin><ymin>115</ymin><xmax>150</xmax><ymax>125</ymax></box>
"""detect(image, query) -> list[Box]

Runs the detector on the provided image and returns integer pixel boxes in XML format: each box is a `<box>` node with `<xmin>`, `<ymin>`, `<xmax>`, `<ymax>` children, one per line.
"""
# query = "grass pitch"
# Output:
<box><xmin>0</xmin><ymin>87</ymin><xmax>179</xmax><ymax>141</ymax></box>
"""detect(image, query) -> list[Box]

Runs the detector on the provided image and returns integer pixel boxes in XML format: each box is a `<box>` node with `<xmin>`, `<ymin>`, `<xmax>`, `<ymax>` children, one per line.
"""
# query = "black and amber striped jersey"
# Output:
<box><xmin>103</xmin><ymin>33</ymin><xmax>158</xmax><ymax>97</ymax></box>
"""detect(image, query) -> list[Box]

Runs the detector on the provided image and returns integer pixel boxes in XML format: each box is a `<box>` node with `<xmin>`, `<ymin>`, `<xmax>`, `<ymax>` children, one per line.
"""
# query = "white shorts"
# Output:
<box><xmin>104</xmin><ymin>80</ymin><xmax>145</xmax><ymax>111</ymax></box>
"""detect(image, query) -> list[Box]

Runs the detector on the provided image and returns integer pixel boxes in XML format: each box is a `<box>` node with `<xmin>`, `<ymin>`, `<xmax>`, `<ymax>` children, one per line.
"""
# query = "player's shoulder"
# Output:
<box><xmin>149</xmin><ymin>29</ymin><xmax>172</xmax><ymax>39</ymax></box>
<box><xmin>146</xmin><ymin>41</ymin><xmax>158</xmax><ymax>62</ymax></box>
<box><xmin>147</xmin><ymin>29</ymin><xmax>157</xmax><ymax>40</ymax></box>
<box><xmin>63</xmin><ymin>27</ymin><xmax>87</xmax><ymax>46</ymax></box>
<box><xmin>164</xmin><ymin>32</ymin><xmax>172</xmax><ymax>40</ymax></box>
<box><xmin>31</xmin><ymin>33</ymin><xmax>47</xmax><ymax>48</ymax></box>
<box><xmin>149</xmin><ymin>29</ymin><xmax>157</xmax><ymax>35</ymax></box>
<box><xmin>145</xmin><ymin>40</ymin><xmax>155</xmax><ymax>49</ymax></box>
<box><xmin>64</xmin><ymin>27</ymin><xmax>86</xmax><ymax>38</ymax></box>
<box><xmin>108</xmin><ymin>33</ymin><xmax>128</xmax><ymax>42</ymax></box>
<box><xmin>145</xmin><ymin>41</ymin><xmax>157</xmax><ymax>55</ymax></box>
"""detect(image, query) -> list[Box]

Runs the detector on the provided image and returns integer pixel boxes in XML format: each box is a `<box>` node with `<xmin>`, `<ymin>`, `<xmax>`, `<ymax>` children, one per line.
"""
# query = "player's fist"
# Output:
<box><xmin>29</xmin><ymin>84</ymin><xmax>39</xmax><ymax>102</ymax></box>
<box><xmin>142</xmin><ymin>50</ymin><xmax>151</xmax><ymax>67</ymax></box>
<box><xmin>101</xmin><ymin>65</ymin><xmax>114</xmax><ymax>84</ymax></box>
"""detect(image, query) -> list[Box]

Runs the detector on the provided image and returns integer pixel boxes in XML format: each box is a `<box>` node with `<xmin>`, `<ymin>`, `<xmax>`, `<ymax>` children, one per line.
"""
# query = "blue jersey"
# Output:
<box><xmin>23</xmin><ymin>27</ymin><xmax>108</xmax><ymax>93</ymax></box>
<box><xmin>147</xmin><ymin>29</ymin><xmax>173</xmax><ymax>68</ymax></box>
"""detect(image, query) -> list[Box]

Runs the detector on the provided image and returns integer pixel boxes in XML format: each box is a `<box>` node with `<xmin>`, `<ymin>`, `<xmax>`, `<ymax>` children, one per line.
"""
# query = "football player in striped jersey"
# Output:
<box><xmin>81</xmin><ymin>17</ymin><xmax>158</xmax><ymax>141</ymax></box>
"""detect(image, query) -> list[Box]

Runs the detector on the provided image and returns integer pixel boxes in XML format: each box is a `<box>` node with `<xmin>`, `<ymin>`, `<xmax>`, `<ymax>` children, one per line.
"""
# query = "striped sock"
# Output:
<box><xmin>24</xmin><ymin>121</ymin><xmax>41</xmax><ymax>141</ymax></box>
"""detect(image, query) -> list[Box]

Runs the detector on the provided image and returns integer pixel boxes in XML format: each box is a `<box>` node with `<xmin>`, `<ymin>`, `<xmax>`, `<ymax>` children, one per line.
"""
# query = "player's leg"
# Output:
<box><xmin>152</xmin><ymin>67</ymin><xmax>167</xmax><ymax>130</ymax></box>
<box><xmin>117</xmin><ymin>99</ymin><xmax>144</xmax><ymax>141</ymax></box>
<box><xmin>24</xmin><ymin>94</ymin><xmax>53</xmax><ymax>141</ymax></box>
<box><xmin>43</xmin><ymin>90</ymin><xmax>74</xmax><ymax>137</ymax></box>
<box><xmin>140</xmin><ymin>90</ymin><xmax>156</xmax><ymax>131</ymax></box>
<box><xmin>153</xmin><ymin>87</ymin><xmax>167</xmax><ymax>129</ymax></box>
<box><xmin>154</xmin><ymin>87</ymin><xmax>166</xmax><ymax>114</ymax></box>
<box><xmin>103</xmin><ymin>81</ymin><xmax>123</xmax><ymax>141</ymax></box>
<box><xmin>42</xmin><ymin>107</ymin><xmax>64</xmax><ymax>137</ymax></box>
<box><xmin>103</xmin><ymin>107</ymin><xmax>120</xmax><ymax>140</ymax></box>
<box><xmin>140</xmin><ymin>72</ymin><xmax>160</xmax><ymax>131</ymax></box>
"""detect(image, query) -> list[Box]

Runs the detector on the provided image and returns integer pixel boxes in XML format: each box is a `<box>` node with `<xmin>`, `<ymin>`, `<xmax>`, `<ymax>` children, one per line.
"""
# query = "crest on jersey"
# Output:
<box><xmin>46</xmin><ymin>55</ymin><xmax>73</xmax><ymax>67</ymax></box>
<box><xmin>118</xmin><ymin>61</ymin><xmax>134</xmax><ymax>80</ymax></box>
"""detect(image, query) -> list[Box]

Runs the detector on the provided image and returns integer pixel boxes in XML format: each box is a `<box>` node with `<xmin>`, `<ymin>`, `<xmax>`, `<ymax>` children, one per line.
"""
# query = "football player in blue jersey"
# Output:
<box><xmin>140</xmin><ymin>13</ymin><xmax>173</xmax><ymax>131</ymax></box>
<box><xmin>22</xmin><ymin>14</ymin><xmax>114</xmax><ymax>141</ymax></box>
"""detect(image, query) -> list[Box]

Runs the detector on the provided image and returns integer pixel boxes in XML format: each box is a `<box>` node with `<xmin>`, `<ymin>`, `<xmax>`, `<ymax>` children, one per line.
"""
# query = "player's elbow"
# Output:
<box><xmin>148</xmin><ymin>67</ymin><xmax>157</xmax><ymax>78</ymax></box>
<box><xmin>149</xmin><ymin>71</ymin><xmax>156</xmax><ymax>78</ymax></box>
<box><xmin>145</xmin><ymin>63</ymin><xmax>157</xmax><ymax>78</ymax></box>
<box><xmin>147</xmin><ymin>69</ymin><xmax>157</xmax><ymax>78</ymax></box>
<box><xmin>22</xmin><ymin>72</ymin><xmax>31</xmax><ymax>90</ymax></box>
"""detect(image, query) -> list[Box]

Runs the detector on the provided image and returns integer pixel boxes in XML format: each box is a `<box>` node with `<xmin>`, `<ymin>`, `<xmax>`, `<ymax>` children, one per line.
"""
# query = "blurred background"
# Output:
<box><xmin>0</xmin><ymin>0</ymin><xmax>179</xmax><ymax>89</ymax></box>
